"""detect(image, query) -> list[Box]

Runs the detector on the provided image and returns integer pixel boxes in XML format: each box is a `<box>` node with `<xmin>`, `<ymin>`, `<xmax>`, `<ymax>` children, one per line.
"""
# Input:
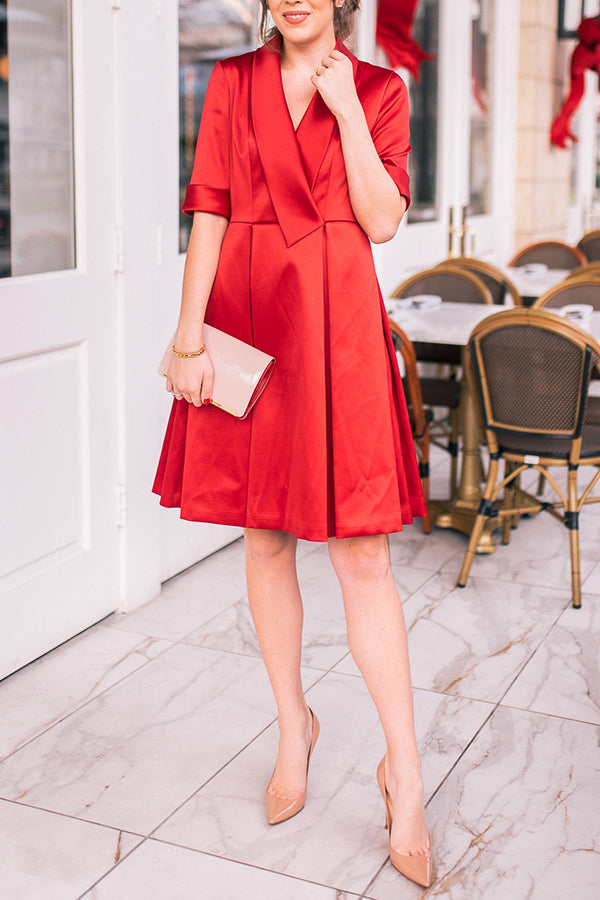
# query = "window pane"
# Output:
<box><xmin>179</xmin><ymin>0</ymin><xmax>253</xmax><ymax>252</ymax></box>
<box><xmin>407</xmin><ymin>0</ymin><xmax>439</xmax><ymax>224</ymax></box>
<box><xmin>2</xmin><ymin>0</ymin><xmax>75</xmax><ymax>278</ymax></box>
<box><xmin>468</xmin><ymin>0</ymin><xmax>493</xmax><ymax>217</ymax></box>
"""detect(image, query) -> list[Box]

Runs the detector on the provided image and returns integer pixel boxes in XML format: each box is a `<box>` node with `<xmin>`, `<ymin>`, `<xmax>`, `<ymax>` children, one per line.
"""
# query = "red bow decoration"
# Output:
<box><xmin>376</xmin><ymin>0</ymin><xmax>434</xmax><ymax>80</ymax></box>
<box><xmin>551</xmin><ymin>16</ymin><xmax>600</xmax><ymax>149</ymax></box>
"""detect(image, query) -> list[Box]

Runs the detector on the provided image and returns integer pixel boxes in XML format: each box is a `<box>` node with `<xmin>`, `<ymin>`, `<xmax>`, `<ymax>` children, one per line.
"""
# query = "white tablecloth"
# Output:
<box><xmin>503</xmin><ymin>267</ymin><xmax>571</xmax><ymax>299</ymax></box>
<box><xmin>388</xmin><ymin>302</ymin><xmax>600</xmax><ymax>347</ymax></box>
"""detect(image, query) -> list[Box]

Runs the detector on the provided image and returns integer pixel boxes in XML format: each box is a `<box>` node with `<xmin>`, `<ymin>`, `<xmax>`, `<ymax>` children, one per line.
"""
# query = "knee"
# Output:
<box><xmin>244</xmin><ymin>528</ymin><xmax>296</xmax><ymax>562</ymax></box>
<box><xmin>328</xmin><ymin>535</ymin><xmax>391</xmax><ymax>586</ymax></box>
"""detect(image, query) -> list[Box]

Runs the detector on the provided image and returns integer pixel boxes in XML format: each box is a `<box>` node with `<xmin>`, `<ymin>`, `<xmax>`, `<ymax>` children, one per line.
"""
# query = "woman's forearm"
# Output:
<box><xmin>175</xmin><ymin>211</ymin><xmax>229</xmax><ymax>350</ymax></box>
<box><xmin>337</xmin><ymin>102</ymin><xmax>407</xmax><ymax>244</ymax></box>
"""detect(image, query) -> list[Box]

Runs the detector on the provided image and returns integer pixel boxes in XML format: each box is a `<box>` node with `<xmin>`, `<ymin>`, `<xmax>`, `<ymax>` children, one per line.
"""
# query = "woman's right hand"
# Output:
<box><xmin>165</xmin><ymin>350</ymin><xmax>214</xmax><ymax>407</ymax></box>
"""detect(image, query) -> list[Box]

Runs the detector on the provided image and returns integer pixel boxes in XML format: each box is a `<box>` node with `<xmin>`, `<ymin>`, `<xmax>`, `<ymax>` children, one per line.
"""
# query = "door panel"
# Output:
<box><xmin>0</xmin><ymin>0</ymin><xmax>118</xmax><ymax>678</ymax></box>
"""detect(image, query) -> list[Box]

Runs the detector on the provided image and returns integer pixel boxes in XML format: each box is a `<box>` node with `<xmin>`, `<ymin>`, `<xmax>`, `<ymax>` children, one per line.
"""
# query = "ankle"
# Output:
<box><xmin>276</xmin><ymin>702</ymin><xmax>312</xmax><ymax>733</ymax></box>
<box><xmin>385</xmin><ymin>752</ymin><xmax>424</xmax><ymax>787</ymax></box>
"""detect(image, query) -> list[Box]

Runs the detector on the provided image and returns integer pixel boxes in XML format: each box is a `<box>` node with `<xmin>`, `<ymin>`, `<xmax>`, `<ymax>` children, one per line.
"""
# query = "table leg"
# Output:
<box><xmin>430</xmin><ymin>365</ymin><xmax>499</xmax><ymax>553</ymax></box>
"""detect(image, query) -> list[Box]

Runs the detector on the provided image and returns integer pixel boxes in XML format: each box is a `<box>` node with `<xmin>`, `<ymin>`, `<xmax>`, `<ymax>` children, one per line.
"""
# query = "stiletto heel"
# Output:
<box><xmin>266</xmin><ymin>708</ymin><xmax>319</xmax><ymax>825</ymax></box>
<box><xmin>376</xmin><ymin>756</ymin><xmax>432</xmax><ymax>888</ymax></box>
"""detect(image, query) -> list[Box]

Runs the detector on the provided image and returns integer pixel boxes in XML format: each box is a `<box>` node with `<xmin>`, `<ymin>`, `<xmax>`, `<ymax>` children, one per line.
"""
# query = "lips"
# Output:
<box><xmin>282</xmin><ymin>11</ymin><xmax>310</xmax><ymax>23</ymax></box>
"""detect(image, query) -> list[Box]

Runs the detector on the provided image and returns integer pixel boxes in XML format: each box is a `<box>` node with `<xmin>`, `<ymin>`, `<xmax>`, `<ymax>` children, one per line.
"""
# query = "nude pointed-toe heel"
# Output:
<box><xmin>266</xmin><ymin>708</ymin><xmax>320</xmax><ymax>825</ymax></box>
<box><xmin>376</xmin><ymin>756</ymin><xmax>432</xmax><ymax>888</ymax></box>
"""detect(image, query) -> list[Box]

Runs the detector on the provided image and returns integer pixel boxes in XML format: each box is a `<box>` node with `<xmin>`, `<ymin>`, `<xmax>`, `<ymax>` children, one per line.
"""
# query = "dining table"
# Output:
<box><xmin>387</xmin><ymin>299</ymin><xmax>600</xmax><ymax>552</ymax></box>
<box><xmin>502</xmin><ymin>266</ymin><xmax>572</xmax><ymax>306</ymax></box>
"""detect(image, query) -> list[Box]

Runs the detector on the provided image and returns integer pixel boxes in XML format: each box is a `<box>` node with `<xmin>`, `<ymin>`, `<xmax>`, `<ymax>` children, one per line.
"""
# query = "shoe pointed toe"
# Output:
<box><xmin>389</xmin><ymin>846</ymin><xmax>432</xmax><ymax>889</ymax></box>
<box><xmin>265</xmin><ymin>789</ymin><xmax>306</xmax><ymax>825</ymax></box>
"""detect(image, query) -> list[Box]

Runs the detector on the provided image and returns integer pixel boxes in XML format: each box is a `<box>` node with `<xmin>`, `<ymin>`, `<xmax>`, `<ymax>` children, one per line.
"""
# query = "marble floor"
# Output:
<box><xmin>1</xmin><ymin>451</ymin><xmax>599</xmax><ymax>899</ymax></box>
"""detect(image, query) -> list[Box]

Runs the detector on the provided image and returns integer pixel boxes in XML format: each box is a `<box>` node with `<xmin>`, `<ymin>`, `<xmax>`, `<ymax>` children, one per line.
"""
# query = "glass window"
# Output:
<box><xmin>179</xmin><ymin>0</ymin><xmax>254</xmax><ymax>252</ymax></box>
<box><xmin>406</xmin><ymin>0</ymin><xmax>439</xmax><ymax>224</ymax></box>
<box><xmin>1</xmin><ymin>0</ymin><xmax>75</xmax><ymax>278</ymax></box>
<box><xmin>468</xmin><ymin>0</ymin><xmax>493</xmax><ymax>217</ymax></box>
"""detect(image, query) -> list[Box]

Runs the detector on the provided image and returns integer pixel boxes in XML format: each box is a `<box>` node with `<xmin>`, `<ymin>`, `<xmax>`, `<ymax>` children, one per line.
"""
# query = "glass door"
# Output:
<box><xmin>376</xmin><ymin>0</ymin><xmax>519</xmax><ymax>296</ymax></box>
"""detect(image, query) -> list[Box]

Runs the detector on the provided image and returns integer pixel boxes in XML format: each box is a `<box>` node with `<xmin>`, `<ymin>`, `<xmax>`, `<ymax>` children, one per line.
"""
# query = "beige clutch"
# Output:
<box><xmin>159</xmin><ymin>324</ymin><xmax>276</xmax><ymax>419</ymax></box>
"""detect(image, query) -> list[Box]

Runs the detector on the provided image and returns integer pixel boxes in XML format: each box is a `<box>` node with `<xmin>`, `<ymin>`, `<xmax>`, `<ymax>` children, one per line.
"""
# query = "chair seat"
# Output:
<box><xmin>419</xmin><ymin>378</ymin><xmax>462</xmax><ymax>409</ymax></box>
<box><xmin>496</xmin><ymin>421</ymin><xmax>600</xmax><ymax>459</ymax></box>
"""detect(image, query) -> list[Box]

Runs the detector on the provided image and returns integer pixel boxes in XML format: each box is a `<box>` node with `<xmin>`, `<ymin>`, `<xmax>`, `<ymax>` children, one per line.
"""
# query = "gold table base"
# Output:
<box><xmin>429</xmin><ymin>499</ymin><xmax>499</xmax><ymax>553</ymax></box>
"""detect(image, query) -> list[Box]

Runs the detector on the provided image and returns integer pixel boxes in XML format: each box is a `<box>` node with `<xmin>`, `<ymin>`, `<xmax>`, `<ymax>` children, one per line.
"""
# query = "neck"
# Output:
<box><xmin>280</xmin><ymin>31</ymin><xmax>338</xmax><ymax>71</ymax></box>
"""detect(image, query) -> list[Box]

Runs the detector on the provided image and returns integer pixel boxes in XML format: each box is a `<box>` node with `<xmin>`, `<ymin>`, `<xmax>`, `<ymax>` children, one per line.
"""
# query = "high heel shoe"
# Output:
<box><xmin>376</xmin><ymin>756</ymin><xmax>432</xmax><ymax>888</ymax></box>
<box><xmin>265</xmin><ymin>708</ymin><xmax>320</xmax><ymax>825</ymax></box>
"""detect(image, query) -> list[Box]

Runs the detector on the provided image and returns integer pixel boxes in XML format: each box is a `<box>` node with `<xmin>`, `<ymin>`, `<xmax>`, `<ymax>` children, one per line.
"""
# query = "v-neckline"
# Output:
<box><xmin>279</xmin><ymin>66</ymin><xmax>318</xmax><ymax>134</ymax></box>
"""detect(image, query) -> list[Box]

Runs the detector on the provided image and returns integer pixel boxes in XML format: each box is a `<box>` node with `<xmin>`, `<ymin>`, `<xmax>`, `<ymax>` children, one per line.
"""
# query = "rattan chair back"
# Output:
<box><xmin>563</xmin><ymin>262</ymin><xmax>600</xmax><ymax>281</ymax></box>
<box><xmin>467</xmin><ymin>308</ymin><xmax>600</xmax><ymax>461</ymax></box>
<box><xmin>533</xmin><ymin>279</ymin><xmax>600</xmax><ymax>310</ymax></box>
<box><xmin>509</xmin><ymin>241</ymin><xmax>586</xmax><ymax>270</ymax></box>
<box><xmin>459</xmin><ymin>308</ymin><xmax>600</xmax><ymax>607</ymax></box>
<box><xmin>577</xmin><ymin>229</ymin><xmax>600</xmax><ymax>262</ymax></box>
<box><xmin>391</xmin><ymin>265</ymin><xmax>493</xmax><ymax>305</ymax></box>
<box><xmin>437</xmin><ymin>257</ymin><xmax>522</xmax><ymax>305</ymax></box>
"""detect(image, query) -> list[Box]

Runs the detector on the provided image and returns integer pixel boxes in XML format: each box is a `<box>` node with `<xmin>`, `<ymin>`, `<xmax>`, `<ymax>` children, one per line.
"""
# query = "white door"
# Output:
<box><xmin>374</xmin><ymin>0</ymin><xmax>520</xmax><ymax>297</ymax></box>
<box><xmin>0</xmin><ymin>0</ymin><xmax>118</xmax><ymax>679</ymax></box>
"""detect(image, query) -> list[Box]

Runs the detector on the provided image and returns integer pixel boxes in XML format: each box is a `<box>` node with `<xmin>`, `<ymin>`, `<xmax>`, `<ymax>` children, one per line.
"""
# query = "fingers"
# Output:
<box><xmin>200</xmin><ymin>369</ymin><xmax>214</xmax><ymax>406</ymax></box>
<box><xmin>167</xmin><ymin>357</ymin><xmax>214</xmax><ymax>408</ymax></box>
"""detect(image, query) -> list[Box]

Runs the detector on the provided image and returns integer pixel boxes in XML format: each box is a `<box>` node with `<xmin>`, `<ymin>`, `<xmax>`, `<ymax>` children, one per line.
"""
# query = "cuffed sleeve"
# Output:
<box><xmin>182</xmin><ymin>61</ymin><xmax>231</xmax><ymax>218</ymax></box>
<box><xmin>371</xmin><ymin>72</ymin><xmax>411</xmax><ymax>208</ymax></box>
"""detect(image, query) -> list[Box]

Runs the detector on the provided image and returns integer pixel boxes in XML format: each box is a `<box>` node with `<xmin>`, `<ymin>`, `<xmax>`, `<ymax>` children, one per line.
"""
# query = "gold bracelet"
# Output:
<box><xmin>171</xmin><ymin>344</ymin><xmax>206</xmax><ymax>359</ymax></box>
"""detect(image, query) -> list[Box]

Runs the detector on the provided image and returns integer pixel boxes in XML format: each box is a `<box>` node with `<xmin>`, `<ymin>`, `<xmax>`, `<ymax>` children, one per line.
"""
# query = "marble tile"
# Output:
<box><xmin>366</xmin><ymin>705</ymin><xmax>600</xmax><ymax>899</ymax></box>
<box><xmin>155</xmin><ymin>673</ymin><xmax>493</xmax><ymax>896</ymax></box>
<box><xmin>401</xmin><ymin>572</ymin><xmax>570</xmax><ymax>702</ymax></box>
<box><xmin>0</xmin><ymin>799</ymin><xmax>141</xmax><ymax>900</ymax></box>
<box><xmin>502</xmin><ymin>602</ymin><xmax>600</xmax><ymax>724</ymax></box>
<box><xmin>583</xmin><ymin>559</ymin><xmax>600</xmax><ymax>595</ymax></box>
<box><xmin>0</xmin><ymin>625</ymin><xmax>171</xmax><ymax>760</ymax></box>
<box><xmin>441</xmin><ymin>505</ymin><xmax>600</xmax><ymax>595</ymax></box>
<box><xmin>388</xmin><ymin>525</ymin><xmax>466</xmax><ymax>574</ymax></box>
<box><xmin>0</xmin><ymin>644</ymin><xmax>281</xmax><ymax>834</ymax></box>
<box><xmin>86</xmin><ymin>838</ymin><xmax>360</xmax><ymax>899</ymax></box>
<box><xmin>106</xmin><ymin>540</ymin><xmax>248</xmax><ymax>641</ymax></box>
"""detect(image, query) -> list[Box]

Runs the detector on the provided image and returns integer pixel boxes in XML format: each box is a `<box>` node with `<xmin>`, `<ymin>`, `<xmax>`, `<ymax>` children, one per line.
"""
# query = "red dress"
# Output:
<box><xmin>153</xmin><ymin>39</ymin><xmax>426</xmax><ymax>541</ymax></box>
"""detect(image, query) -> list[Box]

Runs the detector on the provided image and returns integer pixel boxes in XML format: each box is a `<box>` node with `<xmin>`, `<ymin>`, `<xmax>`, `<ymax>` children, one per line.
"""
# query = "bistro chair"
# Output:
<box><xmin>437</xmin><ymin>256</ymin><xmax>523</xmax><ymax>305</ymax></box>
<box><xmin>576</xmin><ymin>229</ymin><xmax>600</xmax><ymax>262</ymax></box>
<box><xmin>509</xmin><ymin>240</ymin><xmax>586</xmax><ymax>270</ymax></box>
<box><xmin>563</xmin><ymin>262</ymin><xmax>600</xmax><ymax>281</ymax></box>
<box><xmin>391</xmin><ymin>267</ymin><xmax>492</xmax><ymax>498</ymax></box>
<box><xmin>533</xmin><ymin>278</ymin><xmax>600</xmax><ymax>311</ymax></box>
<box><xmin>456</xmin><ymin>308</ymin><xmax>600</xmax><ymax>608</ymax></box>
<box><xmin>388</xmin><ymin>319</ymin><xmax>432</xmax><ymax>533</ymax></box>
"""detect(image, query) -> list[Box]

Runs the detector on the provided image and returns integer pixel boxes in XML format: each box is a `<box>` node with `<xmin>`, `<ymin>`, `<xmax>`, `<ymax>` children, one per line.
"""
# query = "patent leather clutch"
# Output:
<box><xmin>159</xmin><ymin>324</ymin><xmax>276</xmax><ymax>419</ymax></box>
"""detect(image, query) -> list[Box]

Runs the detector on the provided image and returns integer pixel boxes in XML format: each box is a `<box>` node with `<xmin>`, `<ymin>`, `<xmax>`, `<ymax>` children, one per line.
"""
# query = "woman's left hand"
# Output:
<box><xmin>311</xmin><ymin>50</ymin><xmax>360</xmax><ymax>122</ymax></box>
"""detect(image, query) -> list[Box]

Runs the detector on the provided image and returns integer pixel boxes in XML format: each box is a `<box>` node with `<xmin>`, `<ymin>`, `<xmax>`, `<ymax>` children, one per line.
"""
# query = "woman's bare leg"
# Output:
<box><xmin>244</xmin><ymin>528</ymin><xmax>313</xmax><ymax>799</ymax></box>
<box><xmin>328</xmin><ymin>534</ymin><xmax>429</xmax><ymax>855</ymax></box>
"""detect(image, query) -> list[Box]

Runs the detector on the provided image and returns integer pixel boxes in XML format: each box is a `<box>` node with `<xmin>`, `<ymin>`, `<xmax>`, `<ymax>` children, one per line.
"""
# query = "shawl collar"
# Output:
<box><xmin>251</xmin><ymin>38</ymin><xmax>359</xmax><ymax>248</ymax></box>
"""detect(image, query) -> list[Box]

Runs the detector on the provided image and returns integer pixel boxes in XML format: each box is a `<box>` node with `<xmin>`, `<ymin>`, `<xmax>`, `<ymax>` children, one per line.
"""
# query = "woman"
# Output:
<box><xmin>154</xmin><ymin>0</ymin><xmax>432</xmax><ymax>888</ymax></box>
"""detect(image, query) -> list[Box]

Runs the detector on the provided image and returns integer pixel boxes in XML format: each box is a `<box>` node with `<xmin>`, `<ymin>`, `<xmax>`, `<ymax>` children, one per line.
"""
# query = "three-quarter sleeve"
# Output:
<box><xmin>182</xmin><ymin>61</ymin><xmax>231</xmax><ymax>219</ymax></box>
<box><xmin>371</xmin><ymin>72</ymin><xmax>411</xmax><ymax>208</ymax></box>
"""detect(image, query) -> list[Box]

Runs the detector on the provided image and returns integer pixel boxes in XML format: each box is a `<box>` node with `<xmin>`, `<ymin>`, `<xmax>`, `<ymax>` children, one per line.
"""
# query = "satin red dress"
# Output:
<box><xmin>153</xmin><ymin>39</ymin><xmax>426</xmax><ymax>541</ymax></box>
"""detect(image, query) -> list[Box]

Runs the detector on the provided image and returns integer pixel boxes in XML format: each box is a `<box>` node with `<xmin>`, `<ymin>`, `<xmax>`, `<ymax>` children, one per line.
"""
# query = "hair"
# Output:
<box><xmin>257</xmin><ymin>1</ymin><xmax>361</xmax><ymax>46</ymax></box>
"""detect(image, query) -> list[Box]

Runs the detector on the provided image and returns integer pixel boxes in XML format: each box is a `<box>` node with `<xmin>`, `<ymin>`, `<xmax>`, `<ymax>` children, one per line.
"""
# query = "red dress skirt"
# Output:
<box><xmin>153</xmin><ymin>41</ymin><xmax>426</xmax><ymax>541</ymax></box>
